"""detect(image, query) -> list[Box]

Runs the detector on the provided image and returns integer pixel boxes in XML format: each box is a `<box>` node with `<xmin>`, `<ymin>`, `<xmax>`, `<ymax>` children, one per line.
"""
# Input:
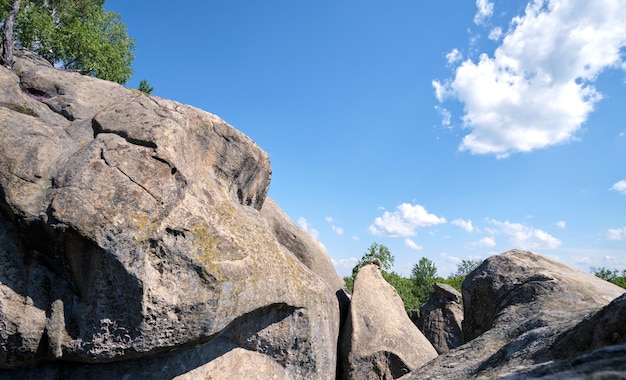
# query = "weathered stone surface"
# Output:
<box><xmin>0</xmin><ymin>49</ymin><xmax>339</xmax><ymax>379</ymax></box>
<box><xmin>418</xmin><ymin>282</ymin><xmax>463</xmax><ymax>354</ymax></box>
<box><xmin>340</xmin><ymin>264</ymin><xmax>437</xmax><ymax>379</ymax></box>
<box><xmin>401</xmin><ymin>250</ymin><xmax>625</xmax><ymax>379</ymax></box>
<box><xmin>500</xmin><ymin>343</ymin><xmax>626</xmax><ymax>380</ymax></box>
<box><xmin>260</xmin><ymin>197</ymin><xmax>345</xmax><ymax>293</ymax></box>
<box><xmin>550</xmin><ymin>292</ymin><xmax>626</xmax><ymax>360</ymax></box>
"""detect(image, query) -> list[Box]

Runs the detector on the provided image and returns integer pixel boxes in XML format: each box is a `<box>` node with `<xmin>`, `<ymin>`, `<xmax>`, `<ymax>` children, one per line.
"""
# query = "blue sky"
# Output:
<box><xmin>105</xmin><ymin>0</ymin><xmax>626</xmax><ymax>278</ymax></box>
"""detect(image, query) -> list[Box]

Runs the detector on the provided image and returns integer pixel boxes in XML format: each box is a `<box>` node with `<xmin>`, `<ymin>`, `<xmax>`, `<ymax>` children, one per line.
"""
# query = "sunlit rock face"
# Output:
<box><xmin>403</xmin><ymin>249</ymin><xmax>626</xmax><ymax>380</ymax></box>
<box><xmin>339</xmin><ymin>264</ymin><xmax>438</xmax><ymax>380</ymax></box>
<box><xmin>0</xmin><ymin>49</ymin><xmax>341</xmax><ymax>379</ymax></box>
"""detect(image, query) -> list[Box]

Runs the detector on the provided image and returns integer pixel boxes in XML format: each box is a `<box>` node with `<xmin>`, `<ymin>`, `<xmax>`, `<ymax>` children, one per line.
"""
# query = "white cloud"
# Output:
<box><xmin>488</xmin><ymin>26</ymin><xmax>502</xmax><ymax>41</ymax></box>
<box><xmin>438</xmin><ymin>0</ymin><xmax>626</xmax><ymax>157</ymax></box>
<box><xmin>298</xmin><ymin>217</ymin><xmax>320</xmax><ymax>240</ymax></box>
<box><xmin>435</xmin><ymin>105</ymin><xmax>452</xmax><ymax>127</ymax></box>
<box><xmin>474</xmin><ymin>0</ymin><xmax>494</xmax><ymax>25</ymax></box>
<box><xmin>555</xmin><ymin>220</ymin><xmax>566</xmax><ymax>228</ymax></box>
<box><xmin>332</xmin><ymin>225</ymin><xmax>344</xmax><ymax>236</ymax></box>
<box><xmin>610</xmin><ymin>180</ymin><xmax>626</xmax><ymax>194</ymax></box>
<box><xmin>452</xmin><ymin>218</ymin><xmax>474</xmax><ymax>232</ymax></box>
<box><xmin>467</xmin><ymin>236</ymin><xmax>496</xmax><ymax>248</ymax></box>
<box><xmin>607</xmin><ymin>227</ymin><xmax>626</xmax><ymax>240</ymax></box>
<box><xmin>325</xmin><ymin>216</ymin><xmax>334</xmax><ymax>223</ymax></box>
<box><xmin>440</xmin><ymin>252</ymin><xmax>462</xmax><ymax>264</ymax></box>
<box><xmin>478</xmin><ymin>236</ymin><xmax>497</xmax><ymax>247</ymax></box>
<box><xmin>439</xmin><ymin>252</ymin><xmax>463</xmax><ymax>276</ymax></box>
<box><xmin>446</xmin><ymin>48</ymin><xmax>463</xmax><ymax>64</ymax></box>
<box><xmin>369</xmin><ymin>203</ymin><xmax>447</xmax><ymax>237</ymax></box>
<box><xmin>405</xmin><ymin>239</ymin><xmax>423</xmax><ymax>251</ymax></box>
<box><xmin>488</xmin><ymin>219</ymin><xmax>561</xmax><ymax>250</ymax></box>
<box><xmin>432</xmin><ymin>79</ymin><xmax>449</xmax><ymax>102</ymax></box>
<box><xmin>332</xmin><ymin>257</ymin><xmax>359</xmax><ymax>277</ymax></box>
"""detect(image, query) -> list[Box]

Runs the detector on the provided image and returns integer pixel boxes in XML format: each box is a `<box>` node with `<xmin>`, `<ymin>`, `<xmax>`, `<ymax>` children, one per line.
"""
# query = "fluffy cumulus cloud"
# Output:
<box><xmin>369</xmin><ymin>203</ymin><xmax>446</xmax><ymax>237</ymax></box>
<box><xmin>405</xmin><ymin>238</ymin><xmax>423</xmax><ymax>251</ymax></box>
<box><xmin>610</xmin><ymin>180</ymin><xmax>626</xmax><ymax>194</ymax></box>
<box><xmin>488</xmin><ymin>219</ymin><xmax>561</xmax><ymax>250</ymax></box>
<box><xmin>555</xmin><ymin>220</ymin><xmax>566</xmax><ymax>228</ymax></box>
<box><xmin>452</xmin><ymin>218</ymin><xmax>474</xmax><ymax>232</ymax></box>
<box><xmin>474</xmin><ymin>0</ymin><xmax>494</xmax><ymax>25</ymax></box>
<box><xmin>435</xmin><ymin>0</ymin><xmax>626</xmax><ymax>158</ymax></box>
<box><xmin>607</xmin><ymin>227</ymin><xmax>626</xmax><ymax>240</ymax></box>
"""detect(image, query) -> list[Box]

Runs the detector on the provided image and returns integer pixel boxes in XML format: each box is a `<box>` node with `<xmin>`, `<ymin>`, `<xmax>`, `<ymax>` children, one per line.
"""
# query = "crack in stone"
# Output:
<box><xmin>99</xmin><ymin>149</ymin><xmax>160</xmax><ymax>203</ymax></box>
<box><xmin>92</xmin><ymin>117</ymin><xmax>157</xmax><ymax>149</ymax></box>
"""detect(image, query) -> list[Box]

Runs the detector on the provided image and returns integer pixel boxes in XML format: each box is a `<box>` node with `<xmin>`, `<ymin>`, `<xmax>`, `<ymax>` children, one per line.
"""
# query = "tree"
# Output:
<box><xmin>350</xmin><ymin>242</ymin><xmax>394</xmax><ymax>280</ymax></box>
<box><xmin>411</xmin><ymin>257</ymin><xmax>438</xmax><ymax>300</ymax></box>
<box><xmin>452</xmin><ymin>259</ymin><xmax>483</xmax><ymax>278</ymax></box>
<box><xmin>345</xmin><ymin>243</ymin><xmax>423</xmax><ymax>314</ymax></box>
<box><xmin>592</xmin><ymin>267</ymin><xmax>626</xmax><ymax>289</ymax></box>
<box><xmin>382</xmin><ymin>271</ymin><xmax>421</xmax><ymax>312</ymax></box>
<box><xmin>138</xmin><ymin>79</ymin><xmax>154</xmax><ymax>94</ymax></box>
<box><xmin>0</xmin><ymin>0</ymin><xmax>135</xmax><ymax>83</ymax></box>
<box><xmin>0</xmin><ymin>0</ymin><xmax>20</xmax><ymax>68</ymax></box>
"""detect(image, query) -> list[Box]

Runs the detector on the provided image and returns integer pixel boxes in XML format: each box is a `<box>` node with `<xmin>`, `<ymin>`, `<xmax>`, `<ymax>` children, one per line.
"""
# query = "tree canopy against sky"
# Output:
<box><xmin>0</xmin><ymin>0</ymin><xmax>134</xmax><ymax>83</ymax></box>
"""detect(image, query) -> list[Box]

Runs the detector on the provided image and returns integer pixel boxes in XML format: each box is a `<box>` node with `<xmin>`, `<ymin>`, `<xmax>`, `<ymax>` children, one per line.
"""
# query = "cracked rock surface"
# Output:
<box><xmin>0</xmin><ymin>49</ymin><xmax>341</xmax><ymax>379</ymax></box>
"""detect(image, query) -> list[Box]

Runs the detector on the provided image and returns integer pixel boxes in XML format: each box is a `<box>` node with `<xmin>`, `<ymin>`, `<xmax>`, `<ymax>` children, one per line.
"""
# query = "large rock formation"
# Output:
<box><xmin>3</xmin><ymin>48</ymin><xmax>626</xmax><ymax>380</ymax></box>
<box><xmin>340</xmin><ymin>264</ymin><xmax>438</xmax><ymax>379</ymax></box>
<box><xmin>0</xmin><ymin>49</ymin><xmax>340</xmax><ymax>379</ymax></box>
<box><xmin>417</xmin><ymin>282</ymin><xmax>463</xmax><ymax>354</ymax></box>
<box><xmin>402</xmin><ymin>249</ymin><xmax>625</xmax><ymax>379</ymax></box>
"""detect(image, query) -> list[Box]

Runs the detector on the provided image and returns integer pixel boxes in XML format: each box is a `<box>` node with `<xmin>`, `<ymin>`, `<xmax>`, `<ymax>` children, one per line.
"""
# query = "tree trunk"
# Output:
<box><xmin>1</xmin><ymin>0</ymin><xmax>21</xmax><ymax>69</ymax></box>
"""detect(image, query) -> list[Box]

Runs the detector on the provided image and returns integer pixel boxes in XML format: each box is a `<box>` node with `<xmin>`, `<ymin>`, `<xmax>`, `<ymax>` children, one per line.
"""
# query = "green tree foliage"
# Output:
<box><xmin>411</xmin><ymin>257</ymin><xmax>438</xmax><ymax>300</ymax></box>
<box><xmin>345</xmin><ymin>243</ymin><xmax>422</xmax><ymax>313</ymax></box>
<box><xmin>452</xmin><ymin>259</ymin><xmax>483</xmax><ymax>277</ymax></box>
<box><xmin>344</xmin><ymin>245</ymin><xmax>484</xmax><ymax>314</ymax></box>
<box><xmin>343</xmin><ymin>276</ymin><xmax>353</xmax><ymax>293</ymax></box>
<box><xmin>0</xmin><ymin>0</ymin><xmax>135</xmax><ymax>83</ymax></box>
<box><xmin>138</xmin><ymin>79</ymin><xmax>153</xmax><ymax>94</ymax></box>
<box><xmin>592</xmin><ymin>267</ymin><xmax>626</xmax><ymax>289</ymax></box>
<box><xmin>350</xmin><ymin>242</ymin><xmax>394</xmax><ymax>280</ymax></box>
<box><xmin>439</xmin><ymin>258</ymin><xmax>484</xmax><ymax>294</ymax></box>
<box><xmin>382</xmin><ymin>271</ymin><xmax>422</xmax><ymax>311</ymax></box>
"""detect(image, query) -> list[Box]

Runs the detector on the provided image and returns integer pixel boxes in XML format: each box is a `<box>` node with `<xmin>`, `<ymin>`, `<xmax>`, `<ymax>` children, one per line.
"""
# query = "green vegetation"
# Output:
<box><xmin>592</xmin><ymin>267</ymin><xmax>626</xmax><ymax>289</ymax></box>
<box><xmin>412</xmin><ymin>256</ymin><xmax>438</xmax><ymax>302</ymax></box>
<box><xmin>138</xmin><ymin>79</ymin><xmax>154</xmax><ymax>94</ymax></box>
<box><xmin>344</xmin><ymin>243</ymin><xmax>484</xmax><ymax>315</ymax></box>
<box><xmin>350</xmin><ymin>242</ymin><xmax>394</xmax><ymax>279</ymax></box>
<box><xmin>1</xmin><ymin>0</ymin><xmax>135</xmax><ymax>83</ymax></box>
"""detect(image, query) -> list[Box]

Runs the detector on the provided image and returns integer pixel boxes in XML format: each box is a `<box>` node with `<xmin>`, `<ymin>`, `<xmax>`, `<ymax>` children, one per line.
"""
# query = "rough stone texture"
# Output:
<box><xmin>418</xmin><ymin>282</ymin><xmax>463</xmax><ymax>354</ymax></box>
<box><xmin>550</xmin><ymin>292</ymin><xmax>626</xmax><ymax>360</ymax></box>
<box><xmin>401</xmin><ymin>250</ymin><xmax>625</xmax><ymax>379</ymax></box>
<box><xmin>260</xmin><ymin>197</ymin><xmax>345</xmax><ymax>293</ymax></box>
<box><xmin>340</xmin><ymin>264</ymin><xmax>438</xmax><ymax>379</ymax></box>
<box><xmin>0</xmin><ymin>49</ymin><xmax>339</xmax><ymax>379</ymax></box>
